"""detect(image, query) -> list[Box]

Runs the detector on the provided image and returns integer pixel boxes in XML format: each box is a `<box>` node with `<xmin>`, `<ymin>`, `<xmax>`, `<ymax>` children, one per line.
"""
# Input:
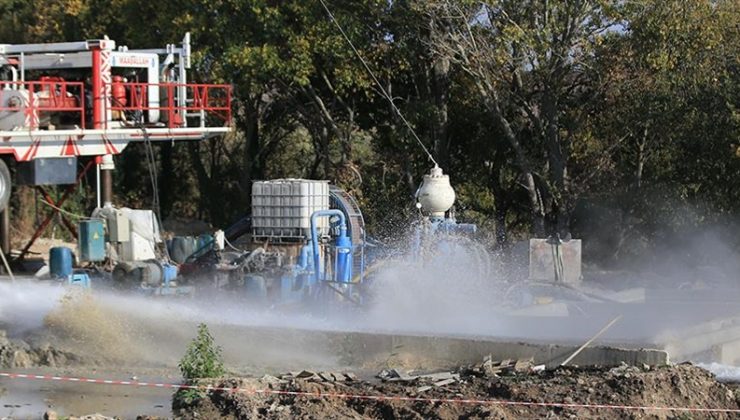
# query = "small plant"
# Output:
<box><xmin>176</xmin><ymin>323</ymin><xmax>225</xmax><ymax>406</ymax></box>
<box><xmin>179</xmin><ymin>323</ymin><xmax>226</xmax><ymax>380</ymax></box>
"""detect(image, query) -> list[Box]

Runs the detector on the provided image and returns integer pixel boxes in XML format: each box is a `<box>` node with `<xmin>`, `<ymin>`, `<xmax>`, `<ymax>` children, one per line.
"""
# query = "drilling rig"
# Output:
<box><xmin>0</xmin><ymin>34</ymin><xmax>231</xmax><ymax>277</ymax></box>
<box><xmin>0</xmin><ymin>33</ymin><xmax>230</xmax><ymax>209</ymax></box>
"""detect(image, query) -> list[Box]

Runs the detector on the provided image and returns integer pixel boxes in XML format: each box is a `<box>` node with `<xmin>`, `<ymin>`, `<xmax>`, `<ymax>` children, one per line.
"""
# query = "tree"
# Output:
<box><xmin>424</xmin><ymin>0</ymin><xmax>620</xmax><ymax>237</ymax></box>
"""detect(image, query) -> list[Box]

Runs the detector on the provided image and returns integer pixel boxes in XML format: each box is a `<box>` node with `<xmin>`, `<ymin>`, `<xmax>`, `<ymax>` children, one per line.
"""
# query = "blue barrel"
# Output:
<box><xmin>194</xmin><ymin>234</ymin><xmax>213</xmax><ymax>257</ymax></box>
<box><xmin>49</xmin><ymin>247</ymin><xmax>73</xmax><ymax>278</ymax></box>
<box><xmin>162</xmin><ymin>263</ymin><xmax>178</xmax><ymax>285</ymax></box>
<box><xmin>78</xmin><ymin>219</ymin><xmax>106</xmax><ymax>262</ymax></box>
<box><xmin>245</xmin><ymin>275</ymin><xmax>267</xmax><ymax>299</ymax></box>
<box><xmin>168</xmin><ymin>236</ymin><xmax>196</xmax><ymax>263</ymax></box>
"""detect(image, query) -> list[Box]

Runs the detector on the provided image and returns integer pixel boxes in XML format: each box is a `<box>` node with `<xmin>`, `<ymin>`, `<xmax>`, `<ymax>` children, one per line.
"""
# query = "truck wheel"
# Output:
<box><xmin>0</xmin><ymin>160</ymin><xmax>9</xmax><ymax>213</ymax></box>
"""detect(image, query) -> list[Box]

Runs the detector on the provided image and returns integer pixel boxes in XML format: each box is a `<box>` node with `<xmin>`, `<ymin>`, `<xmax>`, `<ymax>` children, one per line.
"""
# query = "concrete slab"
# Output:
<box><xmin>337</xmin><ymin>330</ymin><xmax>669</xmax><ymax>369</ymax></box>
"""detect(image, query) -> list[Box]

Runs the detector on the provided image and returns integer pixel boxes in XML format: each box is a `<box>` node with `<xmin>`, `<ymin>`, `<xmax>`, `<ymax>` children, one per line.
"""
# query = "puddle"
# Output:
<box><xmin>0</xmin><ymin>367</ymin><xmax>174</xmax><ymax>418</ymax></box>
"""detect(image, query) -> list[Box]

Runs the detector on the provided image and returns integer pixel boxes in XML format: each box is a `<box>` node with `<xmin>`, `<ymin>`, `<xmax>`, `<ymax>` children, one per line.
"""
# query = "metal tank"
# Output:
<box><xmin>416</xmin><ymin>165</ymin><xmax>456</xmax><ymax>219</ymax></box>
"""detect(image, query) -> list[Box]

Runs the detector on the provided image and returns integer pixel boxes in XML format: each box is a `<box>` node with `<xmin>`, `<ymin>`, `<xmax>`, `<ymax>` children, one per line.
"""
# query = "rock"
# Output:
<box><xmin>44</xmin><ymin>410</ymin><xmax>58</xmax><ymax>420</ymax></box>
<box><xmin>260</xmin><ymin>374</ymin><xmax>282</xmax><ymax>385</ymax></box>
<box><xmin>433</xmin><ymin>378</ymin><xmax>456</xmax><ymax>387</ymax></box>
<box><xmin>12</xmin><ymin>349</ymin><xmax>33</xmax><ymax>368</ymax></box>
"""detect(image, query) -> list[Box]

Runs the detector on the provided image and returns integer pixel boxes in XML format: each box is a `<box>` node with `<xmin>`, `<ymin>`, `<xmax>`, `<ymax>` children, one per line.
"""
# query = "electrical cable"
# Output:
<box><xmin>318</xmin><ymin>0</ymin><xmax>439</xmax><ymax>167</ymax></box>
<box><xmin>223</xmin><ymin>236</ymin><xmax>244</xmax><ymax>253</ymax></box>
<box><xmin>138</xmin><ymin>125</ymin><xmax>172</xmax><ymax>262</ymax></box>
<box><xmin>37</xmin><ymin>198</ymin><xmax>99</xmax><ymax>220</ymax></box>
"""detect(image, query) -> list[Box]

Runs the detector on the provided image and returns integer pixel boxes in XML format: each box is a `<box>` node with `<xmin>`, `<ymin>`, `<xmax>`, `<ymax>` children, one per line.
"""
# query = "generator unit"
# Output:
<box><xmin>94</xmin><ymin>205</ymin><xmax>181</xmax><ymax>295</ymax></box>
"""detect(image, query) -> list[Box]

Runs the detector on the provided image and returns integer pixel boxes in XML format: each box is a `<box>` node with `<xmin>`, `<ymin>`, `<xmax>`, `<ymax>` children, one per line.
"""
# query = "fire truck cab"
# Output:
<box><xmin>0</xmin><ymin>33</ymin><xmax>231</xmax><ymax>211</ymax></box>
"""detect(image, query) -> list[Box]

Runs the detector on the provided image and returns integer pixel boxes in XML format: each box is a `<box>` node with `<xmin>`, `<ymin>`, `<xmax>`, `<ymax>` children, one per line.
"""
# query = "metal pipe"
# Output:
<box><xmin>101</xmin><ymin>169</ymin><xmax>112</xmax><ymax>206</ymax></box>
<box><xmin>310</xmin><ymin>209</ymin><xmax>347</xmax><ymax>284</ymax></box>
<box><xmin>91</xmin><ymin>47</ymin><xmax>103</xmax><ymax>129</ymax></box>
<box><xmin>0</xmin><ymin>208</ymin><xmax>9</xmax><ymax>256</ymax></box>
<box><xmin>95</xmin><ymin>161</ymin><xmax>101</xmax><ymax>208</ymax></box>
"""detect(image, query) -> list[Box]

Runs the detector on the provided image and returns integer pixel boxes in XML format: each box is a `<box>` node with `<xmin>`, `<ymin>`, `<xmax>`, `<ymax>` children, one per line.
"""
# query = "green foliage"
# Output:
<box><xmin>5</xmin><ymin>0</ymin><xmax>739</xmax><ymax>265</ymax></box>
<box><xmin>179</xmin><ymin>323</ymin><xmax>225</xmax><ymax>380</ymax></box>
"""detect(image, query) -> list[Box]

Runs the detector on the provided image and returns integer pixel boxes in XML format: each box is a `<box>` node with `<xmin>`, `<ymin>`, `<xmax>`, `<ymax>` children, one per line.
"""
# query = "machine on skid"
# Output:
<box><xmin>177</xmin><ymin>179</ymin><xmax>367</xmax><ymax>306</ymax></box>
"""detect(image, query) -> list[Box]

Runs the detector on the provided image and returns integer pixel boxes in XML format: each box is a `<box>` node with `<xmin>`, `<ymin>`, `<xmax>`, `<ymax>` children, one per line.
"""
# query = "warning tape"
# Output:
<box><xmin>2</xmin><ymin>371</ymin><xmax>740</xmax><ymax>414</ymax></box>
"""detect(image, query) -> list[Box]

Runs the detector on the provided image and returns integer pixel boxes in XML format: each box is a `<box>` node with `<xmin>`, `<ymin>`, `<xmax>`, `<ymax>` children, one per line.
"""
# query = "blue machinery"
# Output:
<box><xmin>310</xmin><ymin>209</ymin><xmax>353</xmax><ymax>284</ymax></box>
<box><xmin>48</xmin><ymin>171</ymin><xmax>474</xmax><ymax>306</ymax></box>
<box><xmin>49</xmin><ymin>246</ymin><xmax>92</xmax><ymax>288</ymax></box>
<box><xmin>183</xmin><ymin>180</ymin><xmax>369</xmax><ymax>306</ymax></box>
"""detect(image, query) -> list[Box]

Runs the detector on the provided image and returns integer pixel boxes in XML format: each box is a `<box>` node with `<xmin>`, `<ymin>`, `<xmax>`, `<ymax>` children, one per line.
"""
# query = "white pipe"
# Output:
<box><xmin>96</xmin><ymin>162</ymin><xmax>101</xmax><ymax>209</ymax></box>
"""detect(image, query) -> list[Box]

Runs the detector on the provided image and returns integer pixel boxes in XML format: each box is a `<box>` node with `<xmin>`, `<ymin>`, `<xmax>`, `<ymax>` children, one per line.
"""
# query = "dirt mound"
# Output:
<box><xmin>173</xmin><ymin>364</ymin><xmax>740</xmax><ymax>419</ymax></box>
<box><xmin>0</xmin><ymin>329</ymin><xmax>80</xmax><ymax>368</ymax></box>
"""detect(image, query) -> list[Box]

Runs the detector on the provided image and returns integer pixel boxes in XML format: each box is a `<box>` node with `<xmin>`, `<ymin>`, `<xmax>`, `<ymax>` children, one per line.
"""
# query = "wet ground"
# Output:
<box><xmin>3</xmin><ymin>272</ymin><xmax>740</xmax><ymax>418</ymax></box>
<box><xmin>0</xmin><ymin>367</ymin><xmax>175</xmax><ymax>418</ymax></box>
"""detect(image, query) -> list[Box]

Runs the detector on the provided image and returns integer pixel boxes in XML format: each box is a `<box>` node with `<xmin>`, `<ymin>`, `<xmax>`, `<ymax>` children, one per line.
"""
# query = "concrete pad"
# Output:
<box><xmin>338</xmin><ymin>330</ymin><xmax>669</xmax><ymax>369</ymax></box>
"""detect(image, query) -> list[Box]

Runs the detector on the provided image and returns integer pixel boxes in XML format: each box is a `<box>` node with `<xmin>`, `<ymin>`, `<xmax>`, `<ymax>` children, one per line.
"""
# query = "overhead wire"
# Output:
<box><xmin>318</xmin><ymin>0</ymin><xmax>439</xmax><ymax>167</ymax></box>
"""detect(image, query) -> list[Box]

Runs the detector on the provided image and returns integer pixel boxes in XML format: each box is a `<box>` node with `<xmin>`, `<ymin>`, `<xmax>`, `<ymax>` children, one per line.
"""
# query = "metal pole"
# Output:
<box><xmin>560</xmin><ymin>315</ymin><xmax>623</xmax><ymax>367</ymax></box>
<box><xmin>100</xmin><ymin>154</ymin><xmax>114</xmax><ymax>206</ymax></box>
<box><xmin>96</xmin><ymin>159</ymin><xmax>101</xmax><ymax>208</ymax></box>
<box><xmin>0</xmin><ymin>246</ymin><xmax>14</xmax><ymax>282</ymax></box>
<box><xmin>0</xmin><ymin>208</ymin><xmax>9</xmax><ymax>255</ymax></box>
<box><xmin>91</xmin><ymin>46</ymin><xmax>103</xmax><ymax>129</ymax></box>
<box><xmin>101</xmin><ymin>169</ymin><xmax>112</xmax><ymax>206</ymax></box>
<box><xmin>0</xmin><ymin>208</ymin><xmax>9</xmax><ymax>273</ymax></box>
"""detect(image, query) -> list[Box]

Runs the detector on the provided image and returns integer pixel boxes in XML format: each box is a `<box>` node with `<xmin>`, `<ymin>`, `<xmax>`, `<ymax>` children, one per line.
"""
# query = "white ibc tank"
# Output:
<box><xmin>416</xmin><ymin>166</ymin><xmax>456</xmax><ymax>218</ymax></box>
<box><xmin>252</xmin><ymin>179</ymin><xmax>330</xmax><ymax>239</ymax></box>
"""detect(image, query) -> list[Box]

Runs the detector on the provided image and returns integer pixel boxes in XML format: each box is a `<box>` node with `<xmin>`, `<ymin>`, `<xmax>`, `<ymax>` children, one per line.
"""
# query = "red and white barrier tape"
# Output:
<box><xmin>2</xmin><ymin>371</ymin><xmax>740</xmax><ymax>414</ymax></box>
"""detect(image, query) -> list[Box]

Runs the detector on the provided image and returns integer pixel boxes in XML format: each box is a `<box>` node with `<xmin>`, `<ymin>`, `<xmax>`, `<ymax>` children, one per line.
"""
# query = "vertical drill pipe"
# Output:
<box><xmin>101</xmin><ymin>169</ymin><xmax>113</xmax><ymax>206</ymax></box>
<box><xmin>310</xmin><ymin>210</ymin><xmax>347</xmax><ymax>284</ymax></box>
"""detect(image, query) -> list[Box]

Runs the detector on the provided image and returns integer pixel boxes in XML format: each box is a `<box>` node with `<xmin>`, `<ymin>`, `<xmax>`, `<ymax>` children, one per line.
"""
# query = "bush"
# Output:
<box><xmin>175</xmin><ymin>323</ymin><xmax>226</xmax><ymax>406</ymax></box>
<box><xmin>179</xmin><ymin>323</ymin><xmax>225</xmax><ymax>380</ymax></box>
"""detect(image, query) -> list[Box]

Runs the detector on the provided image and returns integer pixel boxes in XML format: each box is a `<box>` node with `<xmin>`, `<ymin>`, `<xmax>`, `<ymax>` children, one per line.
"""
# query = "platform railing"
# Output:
<box><xmin>104</xmin><ymin>82</ymin><xmax>232</xmax><ymax>129</ymax></box>
<box><xmin>0</xmin><ymin>80</ymin><xmax>86</xmax><ymax>129</ymax></box>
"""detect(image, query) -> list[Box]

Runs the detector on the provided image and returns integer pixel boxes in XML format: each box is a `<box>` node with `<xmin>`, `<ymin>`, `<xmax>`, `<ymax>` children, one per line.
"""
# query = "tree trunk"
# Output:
<box><xmin>477</xmin><ymin>81</ymin><xmax>545</xmax><ymax>237</ymax></box>
<box><xmin>543</xmin><ymin>88</ymin><xmax>569</xmax><ymax>237</ymax></box>
<box><xmin>431</xmin><ymin>56</ymin><xmax>450</xmax><ymax>169</ymax></box>
<box><xmin>635</xmin><ymin>125</ymin><xmax>649</xmax><ymax>189</ymax></box>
